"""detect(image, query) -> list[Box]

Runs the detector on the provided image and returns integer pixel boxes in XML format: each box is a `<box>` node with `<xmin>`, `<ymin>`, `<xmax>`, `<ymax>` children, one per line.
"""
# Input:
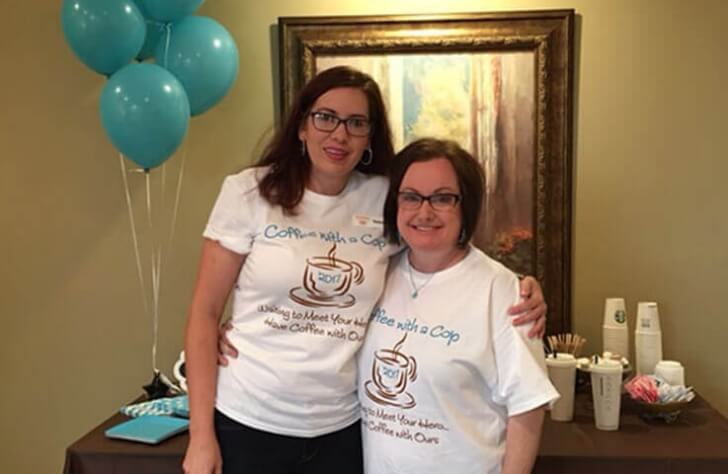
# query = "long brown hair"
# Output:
<box><xmin>256</xmin><ymin>66</ymin><xmax>394</xmax><ymax>213</ymax></box>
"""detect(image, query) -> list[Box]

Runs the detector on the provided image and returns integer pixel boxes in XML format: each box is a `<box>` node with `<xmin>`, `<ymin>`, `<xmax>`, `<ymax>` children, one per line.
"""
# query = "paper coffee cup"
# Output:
<box><xmin>636</xmin><ymin>302</ymin><xmax>661</xmax><ymax>333</ymax></box>
<box><xmin>603</xmin><ymin>298</ymin><xmax>627</xmax><ymax>329</ymax></box>
<box><xmin>603</xmin><ymin>326</ymin><xmax>629</xmax><ymax>360</ymax></box>
<box><xmin>602</xmin><ymin>298</ymin><xmax>629</xmax><ymax>358</ymax></box>
<box><xmin>635</xmin><ymin>302</ymin><xmax>663</xmax><ymax>374</ymax></box>
<box><xmin>655</xmin><ymin>360</ymin><xmax>685</xmax><ymax>386</ymax></box>
<box><xmin>590</xmin><ymin>359</ymin><xmax>623</xmax><ymax>431</ymax></box>
<box><xmin>545</xmin><ymin>353</ymin><xmax>576</xmax><ymax>422</ymax></box>
<box><xmin>635</xmin><ymin>332</ymin><xmax>663</xmax><ymax>375</ymax></box>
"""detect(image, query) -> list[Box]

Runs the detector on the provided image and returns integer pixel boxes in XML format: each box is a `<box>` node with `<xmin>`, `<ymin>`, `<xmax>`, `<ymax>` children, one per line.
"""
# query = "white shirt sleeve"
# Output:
<box><xmin>203</xmin><ymin>169</ymin><xmax>262</xmax><ymax>255</ymax></box>
<box><xmin>489</xmin><ymin>273</ymin><xmax>559</xmax><ymax>416</ymax></box>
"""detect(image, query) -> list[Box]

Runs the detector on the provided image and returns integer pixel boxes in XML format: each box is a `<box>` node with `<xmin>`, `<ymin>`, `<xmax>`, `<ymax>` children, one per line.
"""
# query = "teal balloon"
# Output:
<box><xmin>139</xmin><ymin>0</ymin><xmax>205</xmax><ymax>22</ymax></box>
<box><xmin>61</xmin><ymin>0</ymin><xmax>146</xmax><ymax>75</ymax></box>
<box><xmin>132</xmin><ymin>0</ymin><xmax>166</xmax><ymax>60</ymax></box>
<box><xmin>100</xmin><ymin>63</ymin><xmax>190</xmax><ymax>169</ymax></box>
<box><xmin>156</xmin><ymin>16</ymin><xmax>238</xmax><ymax>116</ymax></box>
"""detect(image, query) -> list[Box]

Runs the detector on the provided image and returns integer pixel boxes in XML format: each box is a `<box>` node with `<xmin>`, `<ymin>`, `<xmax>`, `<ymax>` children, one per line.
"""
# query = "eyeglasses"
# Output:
<box><xmin>397</xmin><ymin>191</ymin><xmax>461</xmax><ymax>210</ymax></box>
<box><xmin>309</xmin><ymin>111</ymin><xmax>372</xmax><ymax>137</ymax></box>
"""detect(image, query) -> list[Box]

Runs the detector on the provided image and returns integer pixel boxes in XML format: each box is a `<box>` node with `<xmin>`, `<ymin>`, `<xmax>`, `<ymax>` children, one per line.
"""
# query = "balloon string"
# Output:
<box><xmin>154</xmin><ymin>164</ymin><xmax>165</xmax><ymax>375</ymax></box>
<box><xmin>158</xmin><ymin>160</ymin><xmax>167</xmax><ymax>301</ymax></box>
<box><xmin>145</xmin><ymin>171</ymin><xmax>161</xmax><ymax>373</ymax></box>
<box><xmin>152</xmin><ymin>247</ymin><xmax>161</xmax><ymax>373</ymax></box>
<box><xmin>167</xmin><ymin>135</ymin><xmax>188</xmax><ymax>252</ymax></box>
<box><xmin>161</xmin><ymin>162</ymin><xmax>167</xmax><ymax>215</ymax></box>
<box><xmin>163</xmin><ymin>23</ymin><xmax>172</xmax><ymax>69</ymax></box>
<box><xmin>145</xmin><ymin>169</ymin><xmax>153</xmax><ymax>229</ymax></box>
<box><xmin>119</xmin><ymin>154</ymin><xmax>151</xmax><ymax>325</ymax></box>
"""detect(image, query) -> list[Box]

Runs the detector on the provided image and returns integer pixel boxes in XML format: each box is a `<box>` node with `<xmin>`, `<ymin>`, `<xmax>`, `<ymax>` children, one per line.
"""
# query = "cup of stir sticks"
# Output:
<box><xmin>547</xmin><ymin>333</ymin><xmax>586</xmax><ymax>357</ymax></box>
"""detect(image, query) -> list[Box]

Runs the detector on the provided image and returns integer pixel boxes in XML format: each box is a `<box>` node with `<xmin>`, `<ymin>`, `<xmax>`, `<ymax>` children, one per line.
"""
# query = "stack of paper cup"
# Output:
<box><xmin>590</xmin><ymin>359</ymin><xmax>623</xmax><ymax>430</ymax></box>
<box><xmin>545</xmin><ymin>353</ymin><xmax>577</xmax><ymax>421</ymax></box>
<box><xmin>635</xmin><ymin>302</ymin><xmax>663</xmax><ymax>375</ymax></box>
<box><xmin>603</xmin><ymin>297</ymin><xmax>629</xmax><ymax>359</ymax></box>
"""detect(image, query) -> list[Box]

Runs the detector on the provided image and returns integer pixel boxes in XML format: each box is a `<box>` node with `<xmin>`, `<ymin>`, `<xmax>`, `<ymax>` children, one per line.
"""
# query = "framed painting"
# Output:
<box><xmin>278</xmin><ymin>10</ymin><xmax>575</xmax><ymax>334</ymax></box>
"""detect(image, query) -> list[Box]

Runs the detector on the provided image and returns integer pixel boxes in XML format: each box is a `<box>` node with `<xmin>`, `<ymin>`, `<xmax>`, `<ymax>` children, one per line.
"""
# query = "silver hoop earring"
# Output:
<box><xmin>360</xmin><ymin>146</ymin><xmax>373</xmax><ymax>166</ymax></box>
<box><xmin>301</xmin><ymin>140</ymin><xmax>307</xmax><ymax>157</ymax></box>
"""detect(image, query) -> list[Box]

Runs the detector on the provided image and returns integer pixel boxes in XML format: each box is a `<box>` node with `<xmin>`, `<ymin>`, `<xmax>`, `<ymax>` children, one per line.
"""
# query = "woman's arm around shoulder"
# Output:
<box><xmin>510</xmin><ymin>276</ymin><xmax>547</xmax><ymax>338</ymax></box>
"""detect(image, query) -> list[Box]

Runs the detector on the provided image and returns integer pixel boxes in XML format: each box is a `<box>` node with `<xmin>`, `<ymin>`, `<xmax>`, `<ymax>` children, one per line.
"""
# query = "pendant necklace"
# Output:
<box><xmin>407</xmin><ymin>258</ymin><xmax>435</xmax><ymax>299</ymax></box>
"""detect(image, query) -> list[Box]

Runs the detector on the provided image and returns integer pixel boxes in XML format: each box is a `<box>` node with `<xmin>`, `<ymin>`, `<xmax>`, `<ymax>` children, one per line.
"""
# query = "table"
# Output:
<box><xmin>534</xmin><ymin>392</ymin><xmax>728</xmax><ymax>473</ymax></box>
<box><xmin>65</xmin><ymin>393</ymin><xmax>728</xmax><ymax>474</ymax></box>
<box><xmin>63</xmin><ymin>407</ymin><xmax>188</xmax><ymax>474</ymax></box>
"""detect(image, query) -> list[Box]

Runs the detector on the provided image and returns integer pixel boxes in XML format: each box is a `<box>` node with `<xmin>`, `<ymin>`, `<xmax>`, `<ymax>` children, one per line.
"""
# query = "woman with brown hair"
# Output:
<box><xmin>359</xmin><ymin>138</ymin><xmax>556</xmax><ymax>473</ymax></box>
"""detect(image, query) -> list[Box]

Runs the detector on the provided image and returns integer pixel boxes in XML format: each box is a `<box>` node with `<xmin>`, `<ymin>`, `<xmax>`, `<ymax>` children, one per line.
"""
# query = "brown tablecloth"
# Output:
<box><xmin>63</xmin><ymin>408</ymin><xmax>188</xmax><ymax>474</ymax></box>
<box><xmin>65</xmin><ymin>393</ymin><xmax>728</xmax><ymax>474</ymax></box>
<box><xmin>534</xmin><ymin>392</ymin><xmax>728</xmax><ymax>473</ymax></box>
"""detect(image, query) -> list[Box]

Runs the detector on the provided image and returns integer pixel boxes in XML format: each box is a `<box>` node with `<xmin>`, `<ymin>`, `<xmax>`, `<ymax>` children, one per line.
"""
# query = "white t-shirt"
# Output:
<box><xmin>358</xmin><ymin>247</ymin><xmax>558</xmax><ymax>474</ymax></box>
<box><xmin>204</xmin><ymin>167</ymin><xmax>400</xmax><ymax>437</ymax></box>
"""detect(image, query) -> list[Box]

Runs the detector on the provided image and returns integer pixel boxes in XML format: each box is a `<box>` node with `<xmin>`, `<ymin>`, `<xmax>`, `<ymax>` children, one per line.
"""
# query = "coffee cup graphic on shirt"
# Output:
<box><xmin>289</xmin><ymin>244</ymin><xmax>364</xmax><ymax>308</ymax></box>
<box><xmin>365</xmin><ymin>334</ymin><xmax>417</xmax><ymax>409</ymax></box>
<box><xmin>373</xmin><ymin>349</ymin><xmax>417</xmax><ymax>395</ymax></box>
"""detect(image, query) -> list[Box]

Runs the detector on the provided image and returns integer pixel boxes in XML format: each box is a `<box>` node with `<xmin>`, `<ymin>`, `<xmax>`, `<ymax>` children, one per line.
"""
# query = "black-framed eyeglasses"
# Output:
<box><xmin>309</xmin><ymin>111</ymin><xmax>372</xmax><ymax>137</ymax></box>
<box><xmin>397</xmin><ymin>191</ymin><xmax>461</xmax><ymax>210</ymax></box>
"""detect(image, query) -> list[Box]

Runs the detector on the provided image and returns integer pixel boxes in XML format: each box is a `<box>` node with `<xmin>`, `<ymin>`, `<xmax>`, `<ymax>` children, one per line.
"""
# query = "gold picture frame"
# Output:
<box><xmin>279</xmin><ymin>10</ymin><xmax>575</xmax><ymax>333</ymax></box>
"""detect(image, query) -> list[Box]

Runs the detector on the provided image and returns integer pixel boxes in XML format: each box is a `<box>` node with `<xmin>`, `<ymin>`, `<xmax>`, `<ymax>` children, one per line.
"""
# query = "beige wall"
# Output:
<box><xmin>1</xmin><ymin>0</ymin><xmax>726</xmax><ymax>472</ymax></box>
